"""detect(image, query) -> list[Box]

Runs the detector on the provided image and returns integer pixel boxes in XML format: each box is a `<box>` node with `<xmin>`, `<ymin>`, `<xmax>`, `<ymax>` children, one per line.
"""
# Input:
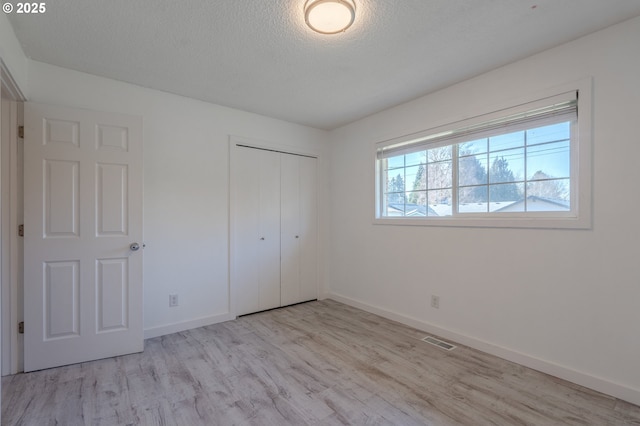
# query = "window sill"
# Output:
<box><xmin>373</xmin><ymin>215</ymin><xmax>590</xmax><ymax>229</ymax></box>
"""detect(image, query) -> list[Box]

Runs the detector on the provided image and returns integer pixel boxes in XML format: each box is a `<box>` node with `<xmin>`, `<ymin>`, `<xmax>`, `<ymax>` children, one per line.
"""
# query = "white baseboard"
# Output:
<box><xmin>328</xmin><ymin>292</ymin><xmax>640</xmax><ymax>407</ymax></box>
<box><xmin>143</xmin><ymin>312</ymin><xmax>235</xmax><ymax>340</ymax></box>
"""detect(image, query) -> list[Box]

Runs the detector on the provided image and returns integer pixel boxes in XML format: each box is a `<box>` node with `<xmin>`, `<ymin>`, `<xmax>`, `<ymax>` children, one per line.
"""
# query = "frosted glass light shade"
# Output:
<box><xmin>304</xmin><ymin>0</ymin><xmax>356</xmax><ymax>34</ymax></box>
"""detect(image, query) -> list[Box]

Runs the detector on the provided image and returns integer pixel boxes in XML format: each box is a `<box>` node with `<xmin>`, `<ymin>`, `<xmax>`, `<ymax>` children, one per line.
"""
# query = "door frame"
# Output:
<box><xmin>228</xmin><ymin>135</ymin><xmax>320</xmax><ymax>317</ymax></box>
<box><xmin>1</xmin><ymin>59</ymin><xmax>26</xmax><ymax>376</ymax></box>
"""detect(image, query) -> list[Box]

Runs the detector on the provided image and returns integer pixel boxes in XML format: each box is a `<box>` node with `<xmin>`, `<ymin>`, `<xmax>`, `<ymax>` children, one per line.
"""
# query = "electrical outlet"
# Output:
<box><xmin>169</xmin><ymin>294</ymin><xmax>179</xmax><ymax>307</ymax></box>
<box><xmin>431</xmin><ymin>295</ymin><xmax>440</xmax><ymax>309</ymax></box>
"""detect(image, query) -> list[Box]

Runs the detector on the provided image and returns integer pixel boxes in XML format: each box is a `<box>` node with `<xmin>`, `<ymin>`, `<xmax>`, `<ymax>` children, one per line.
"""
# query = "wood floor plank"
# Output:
<box><xmin>3</xmin><ymin>299</ymin><xmax>639</xmax><ymax>425</ymax></box>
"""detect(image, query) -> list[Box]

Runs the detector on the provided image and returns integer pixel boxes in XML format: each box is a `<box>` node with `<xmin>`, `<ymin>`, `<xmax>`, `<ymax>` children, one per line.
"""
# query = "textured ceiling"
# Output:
<box><xmin>8</xmin><ymin>1</ymin><xmax>640</xmax><ymax>129</ymax></box>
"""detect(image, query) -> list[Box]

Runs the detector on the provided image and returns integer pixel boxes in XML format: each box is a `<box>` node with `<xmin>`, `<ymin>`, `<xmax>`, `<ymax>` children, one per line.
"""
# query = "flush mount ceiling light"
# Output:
<box><xmin>304</xmin><ymin>0</ymin><xmax>356</xmax><ymax>35</ymax></box>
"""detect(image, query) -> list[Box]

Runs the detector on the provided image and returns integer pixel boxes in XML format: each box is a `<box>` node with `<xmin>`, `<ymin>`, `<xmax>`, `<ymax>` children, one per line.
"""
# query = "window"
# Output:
<box><xmin>375</xmin><ymin>86</ymin><xmax>592</xmax><ymax>228</ymax></box>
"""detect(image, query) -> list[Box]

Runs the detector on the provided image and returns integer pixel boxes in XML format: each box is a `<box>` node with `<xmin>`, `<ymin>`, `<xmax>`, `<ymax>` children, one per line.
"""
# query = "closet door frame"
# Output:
<box><xmin>229</xmin><ymin>135</ymin><xmax>320</xmax><ymax>317</ymax></box>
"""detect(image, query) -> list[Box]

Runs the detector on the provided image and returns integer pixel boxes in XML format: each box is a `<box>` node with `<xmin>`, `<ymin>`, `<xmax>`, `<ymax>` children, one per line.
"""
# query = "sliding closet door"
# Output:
<box><xmin>234</xmin><ymin>147</ymin><xmax>281</xmax><ymax>316</ymax></box>
<box><xmin>281</xmin><ymin>154</ymin><xmax>317</xmax><ymax>306</ymax></box>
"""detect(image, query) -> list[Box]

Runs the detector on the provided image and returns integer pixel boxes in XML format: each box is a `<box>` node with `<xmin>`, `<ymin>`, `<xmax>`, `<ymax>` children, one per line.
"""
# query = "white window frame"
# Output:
<box><xmin>374</xmin><ymin>79</ymin><xmax>592</xmax><ymax>229</ymax></box>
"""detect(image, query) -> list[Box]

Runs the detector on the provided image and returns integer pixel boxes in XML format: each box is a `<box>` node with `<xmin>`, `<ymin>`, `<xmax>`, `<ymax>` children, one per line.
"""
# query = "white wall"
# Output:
<box><xmin>0</xmin><ymin>13</ymin><xmax>28</xmax><ymax>96</ymax></box>
<box><xmin>26</xmin><ymin>61</ymin><xmax>329</xmax><ymax>338</ymax></box>
<box><xmin>328</xmin><ymin>16</ymin><xmax>640</xmax><ymax>405</ymax></box>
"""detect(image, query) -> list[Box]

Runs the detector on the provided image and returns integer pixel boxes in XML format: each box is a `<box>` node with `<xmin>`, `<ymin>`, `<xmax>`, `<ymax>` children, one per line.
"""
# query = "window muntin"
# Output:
<box><xmin>376</xmin><ymin>91</ymin><xmax>582</xmax><ymax>223</ymax></box>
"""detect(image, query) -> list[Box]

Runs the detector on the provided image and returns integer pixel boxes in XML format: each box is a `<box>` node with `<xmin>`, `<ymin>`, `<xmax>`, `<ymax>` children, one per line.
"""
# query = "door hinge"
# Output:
<box><xmin>18</xmin><ymin>126</ymin><xmax>24</xmax><ymax>139</ymax></box>
<box><xmin>18</xmin><ymin>322</ymin><xmax>24</xmax><ymax>334</ymax></box>
<box><xmin>18</xmin><ymin>224</ymin><xmax>24</xmax><ymax>237</ymax></box>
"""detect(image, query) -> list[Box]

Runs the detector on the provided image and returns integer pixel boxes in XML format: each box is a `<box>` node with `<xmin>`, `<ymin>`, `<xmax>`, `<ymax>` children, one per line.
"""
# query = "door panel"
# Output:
<box><xmin>299</xmin><ymin>156</ymin><xmax>318</xmax><ymax>302</ymax></box>
<box><xmin>280</xmin><ymin>154</ymin><xmax>301</xmax><ymax>306</ymax></box>
<box><xmin>44</xmin><ymin>260</ymin><xmax>80</xmax><ymax>339</ymax></box>
<box><xmin>24</xmin><ymin>102</ymin><xmax>143</xmax><ymax>371</ymax></box>
<box><xmin>96</xmin><ymin>124</ymin><xmax>129</xmax><ymax>152</ymax></box>
<box><xmin>257</xmin><ymin>150</ymin><xmax>281</xmax><ymax>311</ymax></box>
<box><xmin>233</xmin><ymin>147</ymin><xmax>261</xmax><ymax>316</ymax></box>
<box><xmin>44</xmin><ymin>118</ymin><xmax>79</xmax><ymax>148</ymax></box>
<box><xmin>96</xmin><ymin>163</ymin><xmax>128</xmax><ymax>236</ymax></box>
<box><xmin>281</xmin><ymin>154</ymin><xmax>318</xmax><ymax>306</ymax></box>
<box><xmin>96</xmin><ymin>257</ymin><xmax>128</xmax><ymax>332</ymax></box>
<box><xmin>44</xmin><ymin>160</ymin><xmax>79</xmax><ymax>237</ymax></box>
<box><xmin>233</xmin><ymin>147</ymin><xmax>281</xmax><ymax>315</ymax></box>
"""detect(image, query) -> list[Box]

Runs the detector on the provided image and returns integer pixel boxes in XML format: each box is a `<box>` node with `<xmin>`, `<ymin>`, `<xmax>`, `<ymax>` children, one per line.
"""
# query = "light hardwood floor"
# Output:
<box><xmin>3</xmin><ymin>300</ymin><xmax>640</xmax><ymax>425</ymax></box>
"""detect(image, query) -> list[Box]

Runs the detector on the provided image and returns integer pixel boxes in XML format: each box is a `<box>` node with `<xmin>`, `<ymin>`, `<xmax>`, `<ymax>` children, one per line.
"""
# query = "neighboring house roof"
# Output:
<box><xmin>494</xmin><ymin>196</ymin><xmax>570</xmax><ymax>212</ymax></box>
<box><xmin>458</xmin><ymin>201</ymin><xmax>518</xmax><ymax>213</ymax></box>
<box><xmin>387</xmin><ymin>203</ymin><xmax>439</xmax><ymax>217</ymax></box>
<box><xmin>387</xmin><ymin>196</ymin><xmax>569</xmax><ymax>217</ymax></box>
<box><xmin>429</xmin><ymin>204</ymin><xmax>453</xmax><ymax>217</ymax></box>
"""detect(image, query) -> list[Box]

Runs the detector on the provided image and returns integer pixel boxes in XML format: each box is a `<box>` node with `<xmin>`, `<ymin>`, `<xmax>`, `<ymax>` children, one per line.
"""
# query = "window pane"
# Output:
<box><xmin>407</xmin><ymin>191</ymin><xmax>426</xmax><ymax>210</ymax></box>
<box><xmin>489</xmin><ymin>131</ymin><xmax>524</xmax><ymax>152</ymax></box>
<box><xmin>526</xmin><ymin>141</ymin><xmax>570</xmax><ymax>180</ymax></box>
<box><xmin>459</xmin><ymin>185</ymin><xmax>488</xmax><ymax>213</ymax></box>
<box><xmin>387</xmin><ymin>155</ymin><xmax>404</xmax><ymax>170</ymax></box>
<box><xmin>385</xmin><ymin>191</ymin><xmax>406</xmax><ymax>205</ymax></box>
<box><xmin>405</xmin><ymin>151</ymin><xmax>425</xmax><ymax>167</ymax></box>
<box><xmin>405</xmin><ymin>166</ymin><xmax>421</xmax><ymax>192</ymax></box>
<box><xmin>428</xmin><ymin>189</ymin><xmax>452</xmax><ymax>216</ymax></box>
<box><xmin>489</xmin><ymin>188</ymin><xmax>525</xmax><ymax>213</ymax></box>
<box><xmin>406</xmin><ymin>164</ymin><xmax>426</xmax><ymax>191</ymax></box>
<box><xmin>459</xmin><ymin>138</ymin><xmax>487</xmax><ymax>155</ymax></box>
<box><xmin>527</xmin><ymin>178</ymin><xmax>570</xmax><ymax>205</ymax></box>
<box><xmin>489</xmin><ymin>182</ymin><xmax>524</xmax><ymax>206</ymax></box>
<box><xmin>428</xmin><ymin>161</ymin><xmax>452</xmax><ymax>189</ymax></box>
<box><xmin>384</xmin><ymin>194</ymin><xmax>405</xmax><ymax>216</ymax></box>
<box><xmin>527</xmin><ymin>122</ymin><xmax>570</xmax><ymax>145</ymax></box>
<box><xmin>427</xmin><ymin>146</ymin><xmax>452</xmax><ymax>162</ymax></box>
<box><xmin>459</xmin><ymin>154</ymin><xmax>487</xmax><ymax>186</ymax></box>
<box><xmin>406</xmin><ymin>193</ymin><xmax>427</xmax><ymax>217</ymax></box>
<box><xmin>386</xmin><ymin>170</ymin><xmax>406</xmax><ymax>194</ymax></box>
<box><xmin>489</xmin><ymin>148</ymin><xmax>524</xmax><ymax>184</ymax></box>
<box><xmin>386</xmin><ymin>169</ymin><xmax>406</xmax><ymax>216</ymax></box>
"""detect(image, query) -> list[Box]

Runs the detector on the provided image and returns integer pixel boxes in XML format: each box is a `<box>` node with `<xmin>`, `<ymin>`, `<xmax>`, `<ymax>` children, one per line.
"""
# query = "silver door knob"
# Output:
<box><xmin>295</xmin><ymin>235</ymin><xmax>299</xmax><ymax>239</ymax></box>
<box><xmin>130</xmin><ymin>243</ymin><xmax>141</xmax><ymax>251</ymax></box>
<box><xmin>260</xmin><ymin>237</ymin><xmax>265</xmax><ymax>240</ymax></box>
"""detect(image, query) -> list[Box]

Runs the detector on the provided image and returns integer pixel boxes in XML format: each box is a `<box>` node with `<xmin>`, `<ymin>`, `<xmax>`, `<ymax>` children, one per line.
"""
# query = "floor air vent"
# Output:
<box><xmin>421</xmin><ymin>336</ymin><xmax>456</xmax><ymax>351</ymax></box>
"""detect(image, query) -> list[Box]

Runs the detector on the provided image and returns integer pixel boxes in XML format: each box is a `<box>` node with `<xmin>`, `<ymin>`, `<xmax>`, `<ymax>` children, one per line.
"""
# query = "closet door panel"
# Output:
<box><xmin>280</xmin><ymin>154</ymin><xmax>301</xmax><ymax>306</ymax></box>
<box><xmin>257</xmin><ymin>150</ymin><xmax>282</xmax><ymax>311</ymax></box>
<box><xmin>299</xmin><ymin>156</ymin><xmax>318</xmax><ymax>302</ymax></box>
<box><xmin>234</xmin><ymin>147</ymin><xmax>261</xmax><ymax>316</ymax></box>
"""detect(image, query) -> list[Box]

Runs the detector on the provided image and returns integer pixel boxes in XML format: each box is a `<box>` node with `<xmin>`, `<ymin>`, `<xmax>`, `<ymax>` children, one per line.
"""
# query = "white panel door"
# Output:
<box><xmin>23</xmin><ymin>102</ymin><xmax>143</xmax><ymax>371</ymax></box>
<box><xmin>234</xmin><ymin>146</ymin><xmax>281</xmax><ymax>316</ymax></box>
<box><xmin>281</xmin><ymin>154</ymin><xmax>318</xmax><ymax>306</ymax></box>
